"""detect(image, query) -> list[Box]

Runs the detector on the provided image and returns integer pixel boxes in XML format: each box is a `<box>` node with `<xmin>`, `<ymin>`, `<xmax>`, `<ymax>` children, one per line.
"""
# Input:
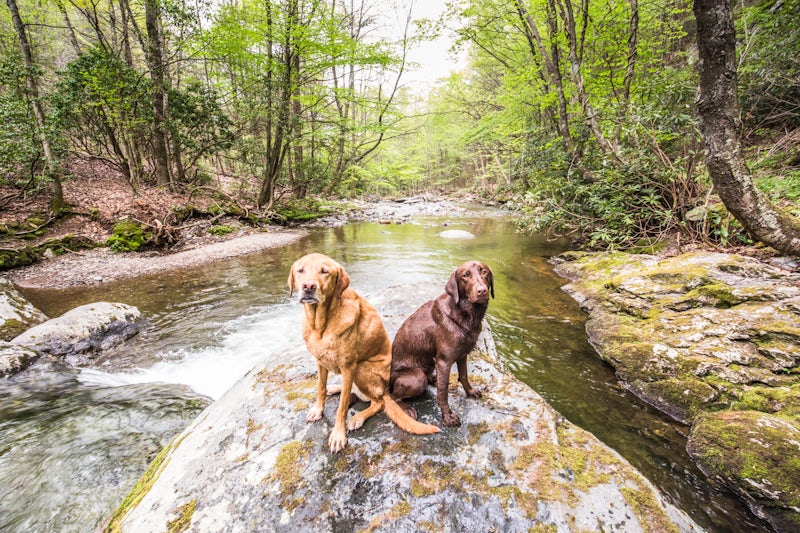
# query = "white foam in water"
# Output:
<box><xmin>78</xmin><ymin>304</ymin><xmax>303</xmax><ymax>400</ymax></box>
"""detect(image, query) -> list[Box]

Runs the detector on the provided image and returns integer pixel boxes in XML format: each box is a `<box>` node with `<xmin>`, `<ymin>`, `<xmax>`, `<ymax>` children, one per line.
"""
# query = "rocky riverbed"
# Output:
<box><xmin>552</xmin><ymin>250</ymin><xmax>800</xmax><ymax>532</ymax></box>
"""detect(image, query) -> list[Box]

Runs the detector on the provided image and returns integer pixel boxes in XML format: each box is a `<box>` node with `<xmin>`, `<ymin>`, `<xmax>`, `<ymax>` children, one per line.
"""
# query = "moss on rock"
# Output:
<box><xmin>688</xmin><ymin>411</ymin><xmax>800</xmax><ymax>530</ymax></box>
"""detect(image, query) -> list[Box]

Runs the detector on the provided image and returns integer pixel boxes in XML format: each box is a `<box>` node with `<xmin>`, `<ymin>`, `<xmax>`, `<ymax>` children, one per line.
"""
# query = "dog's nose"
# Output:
<box><xmin>476</xmin><ymin>286</ymin><xmax>487</xmax><ymax>296</ymax></box>
<box><xmin>302</xmin><ymin>282</ymin><xmax>317</xmax><ymax>292</ymax></box>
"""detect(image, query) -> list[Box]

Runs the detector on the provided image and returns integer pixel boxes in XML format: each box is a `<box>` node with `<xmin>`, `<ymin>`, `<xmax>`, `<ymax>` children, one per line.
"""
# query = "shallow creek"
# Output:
<box><xmin>2</xmin><ymin>208</ymin><xmax>766</xmax><ymax>531</ymax></box>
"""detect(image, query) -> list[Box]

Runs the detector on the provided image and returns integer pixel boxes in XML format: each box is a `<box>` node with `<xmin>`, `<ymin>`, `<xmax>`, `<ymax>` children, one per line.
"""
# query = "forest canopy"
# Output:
<box><xmin>1</xmin><ymin>0</ymin><xmax>799</xmax><ymax>251</ymax></box>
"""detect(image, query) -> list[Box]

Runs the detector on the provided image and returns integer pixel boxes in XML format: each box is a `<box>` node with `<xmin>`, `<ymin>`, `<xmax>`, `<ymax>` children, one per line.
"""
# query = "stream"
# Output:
<box><xmin>1</xmin><ymin>205</ymin><xmax>766</xmax><ymax>532</ymax></box>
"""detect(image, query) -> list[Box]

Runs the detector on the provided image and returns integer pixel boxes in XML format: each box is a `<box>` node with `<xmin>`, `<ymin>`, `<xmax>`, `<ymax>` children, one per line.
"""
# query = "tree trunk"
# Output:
<box><xmin>6</xmin><ymin>0</ymin><xmax>65</xmax><ymax>213</ymax></box>
<box><xmin>694</xmin><ymin>0</ymin><xmax>800</xmax><ymax>255</ymax></box>
<box><xmin>615</xmin><ymin>0</ymin><xmax>638</xmax><ymax>142</ymax></box>
<box><xmin>55</xmin><ymin>0</ymin><xmax>81</xmax><ymax>53</ymax></box>
<box><xmin>514</xmin><ymin>0</ymin><xmax>573</xmax><ymax>153</ymax></box>
<box><xmin>144</xmin><ymin>0</ymin><xmax>171</xmax><ymax>189</ymax></box>
<box><xmin>559</xmin><ymin>0</ymin><xmax>622</xmax><ymax>163</ymax></box>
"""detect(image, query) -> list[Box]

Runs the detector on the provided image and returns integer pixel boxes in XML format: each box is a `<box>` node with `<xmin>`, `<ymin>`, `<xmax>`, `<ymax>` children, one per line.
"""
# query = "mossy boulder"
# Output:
<box><xmin>552</xmin><ymin>250</ymin><xmax>800</xmax><ymax>530</ymax></box>
<box><xmin>0</xmin><ymin>277</ymin><xmax>47</xmax><ymax>341</ymax></box>
<box><xmin>687</xmin><ymin>411</ymin><xmax>800</xmax><ymax>531</ymax></box>
<box><xmin>107</xmin><ymin>286</ymin><xmax>699</xmax><ymax>533</ymax></box>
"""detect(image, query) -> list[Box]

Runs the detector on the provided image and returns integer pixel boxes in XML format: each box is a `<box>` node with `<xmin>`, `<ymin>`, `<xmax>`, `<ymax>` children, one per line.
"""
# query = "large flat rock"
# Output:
<box><xmin>12</xmin><ymin>302</ymin><xmax>143</xmax><ymax>365</ymax></box>
<box><xmin>107</xmin><ymin>286</ymin><xmax>700</xmax><ymax>533</ymax></box>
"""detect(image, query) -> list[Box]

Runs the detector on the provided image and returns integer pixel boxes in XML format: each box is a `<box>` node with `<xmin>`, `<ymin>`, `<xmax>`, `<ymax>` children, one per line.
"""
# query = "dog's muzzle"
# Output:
<box><xmin>299</xmin><ymin>290</ymin><xmax>319</xmax><ymax>304</ymax></box>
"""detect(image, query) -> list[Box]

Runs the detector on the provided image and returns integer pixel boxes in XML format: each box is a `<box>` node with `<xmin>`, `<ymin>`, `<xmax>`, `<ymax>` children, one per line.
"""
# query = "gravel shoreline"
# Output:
<box><xmin>7</xmin><ymin>228</ymin><xmax>307</xmax><ymax>290</ymax></box>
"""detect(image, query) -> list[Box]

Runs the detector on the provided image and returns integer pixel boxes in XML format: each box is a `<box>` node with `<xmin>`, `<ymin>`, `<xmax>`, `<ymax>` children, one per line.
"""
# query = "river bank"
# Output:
<box><xmin>552</xmin><ymin>250</ymin><xmax>800</xmax><ymax>531</ymax></box>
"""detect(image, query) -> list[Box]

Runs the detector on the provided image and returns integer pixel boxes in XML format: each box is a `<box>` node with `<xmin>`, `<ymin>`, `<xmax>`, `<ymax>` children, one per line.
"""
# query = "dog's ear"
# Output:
<box><xmin>445</xmin><ymin>269</ymin><xmax>460</xmax><ymax>305</ymax></box>
<box><xmin>287</xmin><ymin>262</ymin><xmax>296</xmax><ymax>297</ymax></box>
<box><xmin>486</xmin><ymin>264</ymin><xmax>495</xmax><ymax>299</ymax></box>
<box><xmin>335</xmin><ymin>266</ymin><xmax>351</xmax><ymax>297</ymax></box>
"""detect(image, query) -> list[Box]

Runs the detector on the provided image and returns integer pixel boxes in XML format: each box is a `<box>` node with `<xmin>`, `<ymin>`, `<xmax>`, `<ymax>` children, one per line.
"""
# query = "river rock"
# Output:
<box><xmin>0</xmin><ymin>341</ymin><xmax>39</xmax><ymax>376</ymax></box>
<box><xmin>11</xmin><ymin>302</ymin><xmax>143</xmax><ymax>364</ymax></box>
<box><xmin>552</xmin><ymin>250</ymin><xmax>800</xmax><ymax>531</ymax></box>
<box><xmin>437</xmin><ymin>229</ymin><xmax>475</xmax><ymax>239</ymax></box>
<box><xmin>0</xmin><ymin>277</ymin><xmax>47</xmax><ymax>341</ymax></box>
<box><xmin>107</xmin><ymin>286</ymin><xmax>700</xmax><ymax>533</ymax></box>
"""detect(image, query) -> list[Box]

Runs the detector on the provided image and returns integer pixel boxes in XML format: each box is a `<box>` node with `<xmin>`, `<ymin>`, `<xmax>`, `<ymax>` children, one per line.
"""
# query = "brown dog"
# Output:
<box><xmin>288</xmin><ymin>253</ymin><xmax>439</xmax><ymax>452</ymax></box>
<box><xmin>390</xmin><ymin>261</ymin><xmax>494</xmax><ymax>426</ymax></box>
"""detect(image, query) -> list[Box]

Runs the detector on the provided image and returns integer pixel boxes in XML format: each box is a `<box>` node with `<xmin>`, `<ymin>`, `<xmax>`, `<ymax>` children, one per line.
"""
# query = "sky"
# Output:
<box><xmin>386</xmin><ymin>0</ymin><xmax>468</xmax><ymax>92</ymax></box>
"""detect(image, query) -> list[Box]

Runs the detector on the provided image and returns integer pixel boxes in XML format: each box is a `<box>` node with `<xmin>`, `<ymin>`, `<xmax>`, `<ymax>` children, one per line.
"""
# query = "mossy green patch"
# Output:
<box><xmin>106</xmin><ymin>220</ymin><xmax>153</xmax><ymax>252</ymax></box>
<box><xmin>0</xmin><ymin>246</ymin><xmax>37</xmax><ymax>270</ymax></box>
<box><xmin>620</xmin><ymin>486</ymin><xmax>679</xmax><ymax>533</ymax></box>
<box><xmin>512</xmin><ymin>423</ymin><xmax>617</xmax><ymax>504</ymax></box>
<box><xmin>632</xmin><ymin>377</ymin><xmax>720</xmax><ymax>422</ymax></box>
<box><xmin>274</xmin><ymin>198</ymin><xmax>338</xmax><ymax>223</ymax></box>
<box><xmin>208</xmin><ymin>224</ymin><xmax>237</xmax><ymax>236</ymax></box>
<box><xmin>733</xmin><ymin>385</ymin><xmax>800</xmax><ymax>417</ymax></box>
<box><xmin>684</xmin><ymin>282</ymin><xmax>742</xmax><ymax>308</ymax></box>
<box><xmin>266</xmin><ymin>439</ymin><xmax>314</xmax><ymax>511</ymax></box>
<box><xmin>164</xmin><ymin>499</ymin><xmax>196</xmax><ymax>533</ymax></box>
<box><xmin>0</xmin><ymin>318</ymin><xmax>26</xmax><ymax>341</ymax></box>
<box><xmin>104</xmin><ymin>434</ymin><xmax>185</xmax><ymax>533</ymax></box>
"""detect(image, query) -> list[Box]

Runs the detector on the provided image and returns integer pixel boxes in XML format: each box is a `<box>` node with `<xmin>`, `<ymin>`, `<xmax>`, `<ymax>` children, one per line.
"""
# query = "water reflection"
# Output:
<box><xmin>5</xmin><ymin>209</ymin><xmax>766</xmax><ymax>532</ymax></box>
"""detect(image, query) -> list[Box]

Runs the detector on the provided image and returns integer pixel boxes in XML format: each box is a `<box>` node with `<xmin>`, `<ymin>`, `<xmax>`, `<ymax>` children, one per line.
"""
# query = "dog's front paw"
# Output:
<box><xmin>442</xmin><ymin>410</ymin><xmax>461</xmax><ymax>427</ymax></box>
<box><xmin>306</xmin><ymin>405</ymin><xmax>324</xmax><ymax>422</ymax></box>
<box><xmin>347</xmin><ymin>415</ymin><xmax>364</xmax><ymax>431</ymax></box>
<box><xmin>328</xmin><ymin>428</ymin><xmax>348</xmax><ymax>453</ymax></box>
<box><xmin>466</xmin><ymin>386</ymin><xmax>483</xmax><ymax>399</ymax></box>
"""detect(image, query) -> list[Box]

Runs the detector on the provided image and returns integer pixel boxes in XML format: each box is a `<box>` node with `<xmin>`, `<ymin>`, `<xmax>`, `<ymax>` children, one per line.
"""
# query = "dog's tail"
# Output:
<box><xmin>383</xmin><ymin>395</ymin><xmax>440</xmax><ymax>434</ymax></box>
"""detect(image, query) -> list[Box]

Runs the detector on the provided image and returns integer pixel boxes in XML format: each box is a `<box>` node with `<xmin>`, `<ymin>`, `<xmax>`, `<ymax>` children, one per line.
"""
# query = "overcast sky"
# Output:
<box><xmin>387</xmin><ymin>0</ymin><xmax>468</xmax><ymax>92</ymax></box>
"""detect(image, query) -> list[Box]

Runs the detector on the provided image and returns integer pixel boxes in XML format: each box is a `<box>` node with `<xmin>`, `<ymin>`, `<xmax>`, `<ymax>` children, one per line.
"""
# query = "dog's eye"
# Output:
<box><xmin>463</xmin><ymin>271</ymin><xmax>470</xmax><ymax>277</ymax></box>
<box><xmin>481</xmin><ymin>268</ymin><xmax>487</xmax><ymax>275</ymax></box>
<box><xmin>297</xmin><ymin>267</ymin><xmax>304</xmax><ymax>274</ymax></box>
<box><xmin>320</xmin><ymin>267</ymin><xmax>329</xmax><ymax>274</ymax></box>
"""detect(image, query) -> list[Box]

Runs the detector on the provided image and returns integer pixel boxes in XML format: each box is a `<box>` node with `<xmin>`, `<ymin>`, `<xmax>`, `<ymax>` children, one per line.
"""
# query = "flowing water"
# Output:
<box><xmin>2</xmin><ymin>207</ymin><xmax>767</xmax><ymax>532</ymax></box>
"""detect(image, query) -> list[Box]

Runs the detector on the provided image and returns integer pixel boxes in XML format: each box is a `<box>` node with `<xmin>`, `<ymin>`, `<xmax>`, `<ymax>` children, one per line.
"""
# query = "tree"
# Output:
<box><xmin>144</xmin><ymin>0</ymin><xmax>171</xmax><ymax>188</ymax></box>
<box><xmin>5</xmin><ymin>0</ymin><xmax>65</xmax><ymax>212</ymax></box>
<box><xmin>694</xmin><ymin>0</ymin><xmax>800</xmax><ymax>255</ymax></box>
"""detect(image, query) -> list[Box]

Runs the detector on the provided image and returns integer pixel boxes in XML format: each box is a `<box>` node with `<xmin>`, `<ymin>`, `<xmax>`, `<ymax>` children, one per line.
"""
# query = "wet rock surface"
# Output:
<box><xmin>11</xmin><ymin>302</ymin><xmax>144</xmax><ymax>365</ymax></box>
<box><xmin>109</xmin><ymin>286</ymin><xmax>700</xmax><ymax>533</ymax></box>
<box><xmin>552</xmin><ymin>250</ymin><xmax>800</xmax><ymax>531</ymax></box>
<box><xmin>0</xmin><ymin>277</ymin><xmax>47</xmax><ymax>340</ymax></box>
<box><xmin>0</xmin><ymin>341</ymin><xmax>39</xmax><ymax>376</ymax></box>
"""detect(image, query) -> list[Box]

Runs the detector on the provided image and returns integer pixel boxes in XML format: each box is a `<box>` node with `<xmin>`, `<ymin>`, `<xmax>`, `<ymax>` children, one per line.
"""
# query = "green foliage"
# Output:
<box><xmin>106</xmin><ymin>221</ymin><xmax>152</xmax><ymax>253</ymax></box>
<box><xmin>0</xmin><ymin>52</ymin><xmax>41</xmax><ymax>183</ymax></box>
<box><xmin>166</xmin><ymin>80</ymin><xmax>234</xmax><ymax>179</ymax></box>
<box><xmin>51</xmin><ymin>45</ymin><xmax>147</xmax><ymax>170</ymax></box>
<box><xmin>738</xmin><ymin>0</ymin><xmax>800</xmax><ymax>132</ymax></box>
